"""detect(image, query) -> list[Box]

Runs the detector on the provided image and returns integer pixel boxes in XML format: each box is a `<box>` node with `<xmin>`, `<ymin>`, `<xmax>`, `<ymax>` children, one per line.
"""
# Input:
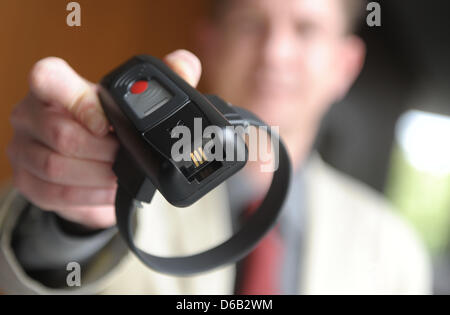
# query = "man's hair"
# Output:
<box><xmin>210</xmin><ymin>0</ymin><xmax>366</xmax><ymax>34</ymax></box>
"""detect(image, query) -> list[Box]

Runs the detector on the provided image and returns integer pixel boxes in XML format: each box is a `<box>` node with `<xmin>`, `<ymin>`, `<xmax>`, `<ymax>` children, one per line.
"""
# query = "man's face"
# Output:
<box><xmin>201</xmin><ymin>0</ymin><xmax>364</xmax><ymax>136</ymax></box>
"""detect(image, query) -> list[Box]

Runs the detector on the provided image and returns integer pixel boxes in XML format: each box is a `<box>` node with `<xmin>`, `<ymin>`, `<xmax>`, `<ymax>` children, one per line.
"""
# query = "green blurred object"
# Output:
<box><xmin>386</xmin><ymin>110</ymin><xmax>450</xmax><ymax>255</ymax></box>
<box><xmin>386</xmin><ymin>145</ymin><xmax>450</xmax><ymax>254</ymax></box>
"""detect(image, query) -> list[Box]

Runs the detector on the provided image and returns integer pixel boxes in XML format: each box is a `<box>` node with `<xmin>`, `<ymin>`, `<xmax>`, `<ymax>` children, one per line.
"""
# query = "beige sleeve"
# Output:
<box><xmin>0</xmin><ymin>184</ymin><xmax>131</xmax><ymax>295</ymax></box>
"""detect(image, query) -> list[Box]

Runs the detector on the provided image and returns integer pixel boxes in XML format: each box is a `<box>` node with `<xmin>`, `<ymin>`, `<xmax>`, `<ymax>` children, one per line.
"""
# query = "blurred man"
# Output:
<box><xmin>0</xmin><ymin>0</ymin><xmax>431</xmax><ymax>294</ymax></box>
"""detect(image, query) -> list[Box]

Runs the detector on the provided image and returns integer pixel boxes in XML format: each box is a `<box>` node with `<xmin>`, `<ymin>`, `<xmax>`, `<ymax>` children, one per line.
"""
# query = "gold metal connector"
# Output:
<box><xmin>191</xmin><ymin>147</ymin><xmax>208</xmax><ymax>167</ymax></box>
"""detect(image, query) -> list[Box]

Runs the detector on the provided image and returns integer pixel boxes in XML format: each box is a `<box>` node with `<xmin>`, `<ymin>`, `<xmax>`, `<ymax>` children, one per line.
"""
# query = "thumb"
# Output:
<box><xmin>29</xmin><ymin>53</ymin><xmax>202</xmax><ymax>137</ymax></box>
<box><xmin>163</xmin><ymin>50</ymin><xmax>202</xmax><ymax>87</ymax></box>
<box><xmin>29</xmin><ymin>57</ymin><xmax>109</xmax><ymax>137</ymax></box>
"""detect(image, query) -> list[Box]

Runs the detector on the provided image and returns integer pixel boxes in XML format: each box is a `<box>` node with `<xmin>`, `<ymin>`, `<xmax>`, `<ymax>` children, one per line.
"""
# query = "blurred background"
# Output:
<box><xmin>0</xmin><ymin>0</ymin><xmax>449</xmax><ymax>293</ymax></box>
<box><xmin>315</xmin><ymin>0</ymin><xmax>450</xmax><ymax>294</ymax></box>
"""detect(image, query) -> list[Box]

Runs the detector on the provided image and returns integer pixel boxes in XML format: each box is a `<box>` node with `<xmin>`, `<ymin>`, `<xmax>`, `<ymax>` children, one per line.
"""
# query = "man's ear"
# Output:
<box><xmin>334</xmin><ymin>35</ymin><xmax>366</xmax><ymax>101</ymax></box>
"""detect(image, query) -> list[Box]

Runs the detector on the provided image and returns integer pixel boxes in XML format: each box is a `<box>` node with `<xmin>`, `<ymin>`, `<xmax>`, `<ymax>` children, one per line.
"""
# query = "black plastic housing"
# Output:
<box><xmin>98</xmin><ymin>55</ymin><xmax>248</xmax><ymax>207</ymax></box>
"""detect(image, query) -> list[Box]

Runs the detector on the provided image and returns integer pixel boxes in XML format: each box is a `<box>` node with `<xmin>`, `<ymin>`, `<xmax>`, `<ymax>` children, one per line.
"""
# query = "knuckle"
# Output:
<box><xmin>6</xmin><ymin>143</ymin><xmax>16</xmax><ymax>163</ymax></box>
<box><xmin>11</xmin><ymin>168</ymin><xmax>56</xmax><ymax>210</ymax></box>
<box><xmin>43</xmin><ymin>152</ymin><xmax>64</xmax><ymax>181</ymax></box>
<box><xmin>79</xmin><ymin>208</ymin><xmax>96</xmax><ymax>224</ymax></box>
<box><xmin>12</xmin><ymin>171</ymin><xmax>45</xmax><ymax>208</ymax></box>
<box><xmin>40</xmin><ymin>185</ymin><xmax>62</xmax><ymax>207</ymax></box>
<box><xmin>9</xmin><ymin>103</ymin><xmax>25</xmax><ymax>128</ymax></box>
<box><xmin>82</xmin><ymin>207</ymin><xmax>115</xmax><ymax>229</ymax></box>
<box><xmin>11</xmin><ymin>169</ymin><xmax>25</xmax><ymax>191</ymax></box>
<box><xmin>83</xmin><ymin>212</ymin><xmax>103</xmax><ymax>228</ymax></box>
<box><xmin>59</xmin><ymin>186</ymin><xmax>78</xmax><ymax>204</ymax></box>
<box><xmin>51</xmin><ymin>122</ymin><xmax>80</xmax><ymax>156</ymax></box>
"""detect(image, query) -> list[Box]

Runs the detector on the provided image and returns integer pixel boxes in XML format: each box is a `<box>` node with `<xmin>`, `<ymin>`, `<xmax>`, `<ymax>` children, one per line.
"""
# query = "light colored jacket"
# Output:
<box><xmin>0</xmin><ymin>154</ymin><xmax>432</xmax><ymax>294</ymax></box>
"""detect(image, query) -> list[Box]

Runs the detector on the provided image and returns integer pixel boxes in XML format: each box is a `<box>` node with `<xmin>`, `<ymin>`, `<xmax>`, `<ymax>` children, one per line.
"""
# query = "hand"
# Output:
<box><xmin>7</xmin><ymin>50</ymin><xmax>202</xmax><ymax>229</ymax></box>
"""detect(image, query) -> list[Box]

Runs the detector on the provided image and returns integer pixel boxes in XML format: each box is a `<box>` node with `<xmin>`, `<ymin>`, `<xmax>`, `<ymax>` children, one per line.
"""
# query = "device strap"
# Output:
<box><xmin>114</xmin><ymin>105</ymin><xmax>291</xmax><ymax>276</ymax></box>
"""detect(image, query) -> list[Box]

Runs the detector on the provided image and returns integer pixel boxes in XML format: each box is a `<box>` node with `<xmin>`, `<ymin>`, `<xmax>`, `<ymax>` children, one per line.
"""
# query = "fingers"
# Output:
<box><xmin>28</xmin><ymin>57</ymin><xmax>109</xmax><ymax>136</ymax></box>
<box><xmin>28</xmin><ymin>52</ymin><xmax>202</xmax><ymax>137</ymax></box>
<box><xmin>10</xmin><ymin>94</ymin><xmax>119</xmax><ymax>162</ymax></box>
<box><xmin>8</xmin><ymin>135</ymin><xmax>117</xmax><ymax>228</ymax></box>
<box><xmin>8</xmin><ymin>134</ymin><xmax>117</xmax><ymax>188</ymax></box>
<box><xmin>12</xmin><ymin>167</ymin><xmax>116</xmax><ymax>209</ymax></box>
<box><xmin>164</xmin><ymin>50</ymin><xmax>202</xmax><ymax>87</ymax></box>
<box><xmin>56</xmin><ymin>205</ymin><xmax>116</xmax><ymax>230</ymax></box>
<box><xmin>8</xmin><ymin>51</ymin><xmax>203</xmax><ymax>229</ymax></box>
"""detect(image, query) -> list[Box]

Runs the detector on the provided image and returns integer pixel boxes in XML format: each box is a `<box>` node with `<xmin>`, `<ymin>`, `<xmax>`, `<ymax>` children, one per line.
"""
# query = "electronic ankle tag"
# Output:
<box><xmin>98</xmin><ymin>55</ymin><xmax>291</xmax><ymax>276</ymax></box>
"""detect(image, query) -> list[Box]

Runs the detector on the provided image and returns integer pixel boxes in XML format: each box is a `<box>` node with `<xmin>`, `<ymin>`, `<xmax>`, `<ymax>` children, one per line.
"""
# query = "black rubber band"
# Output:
<box><xmin>115</xmin><ymin>108</ymin><xmax>291</xmax><ymax>276</ymax></box>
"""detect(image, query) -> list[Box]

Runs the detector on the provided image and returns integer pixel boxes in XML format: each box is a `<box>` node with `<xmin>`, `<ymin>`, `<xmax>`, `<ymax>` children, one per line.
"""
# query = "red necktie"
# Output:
<box><xmin>238</xmin><ymin>199</ymin><xmax>284</xmax><ymax>295</ymax></box>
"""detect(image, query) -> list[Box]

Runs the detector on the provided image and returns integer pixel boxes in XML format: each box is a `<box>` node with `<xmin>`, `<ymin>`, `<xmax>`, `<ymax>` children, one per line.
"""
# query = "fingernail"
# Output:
<box><xmin>172</xmin><ymin>59</ymin><xmax>197</xmax><ymax>85</ymax></box>
<box><xmin>165</xmin><ymin>52</ymin><xmax>198</xmax><ymax>86</ymax></box>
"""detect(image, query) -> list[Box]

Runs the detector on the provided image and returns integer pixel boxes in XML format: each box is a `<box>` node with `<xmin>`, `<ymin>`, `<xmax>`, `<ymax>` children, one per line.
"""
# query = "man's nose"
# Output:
<box><xmin>259</xmin><ymin>27</ymin><xmax>299</xmax><ymax>68</ymax></box>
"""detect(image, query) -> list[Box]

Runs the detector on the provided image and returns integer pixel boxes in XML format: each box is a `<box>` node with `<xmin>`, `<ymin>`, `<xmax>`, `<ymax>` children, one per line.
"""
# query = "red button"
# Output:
<box><xmin>130</xmin><ymin>80</ymin><xmax>148</xmax><ymax>94</ymax></box>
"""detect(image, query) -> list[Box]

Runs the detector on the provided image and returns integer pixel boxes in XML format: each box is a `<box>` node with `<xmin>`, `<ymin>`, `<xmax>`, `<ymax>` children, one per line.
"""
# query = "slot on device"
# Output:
<box><xmin>181</xmin><ymin>146</ymin><xmax>224</xmax><ymax>183</ymax></box>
